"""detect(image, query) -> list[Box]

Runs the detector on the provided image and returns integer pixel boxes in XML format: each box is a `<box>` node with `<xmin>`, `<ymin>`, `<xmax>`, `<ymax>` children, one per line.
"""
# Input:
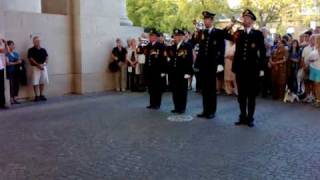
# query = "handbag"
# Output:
<box><xmin>18</xmin><ymin>60</ymin><xmax>27</xmax><ymax>86</ymax></box>
<box><xmin>109</xmin><ymin>60</ymin><xmax>120</xmax><ymax>73</ymax></box>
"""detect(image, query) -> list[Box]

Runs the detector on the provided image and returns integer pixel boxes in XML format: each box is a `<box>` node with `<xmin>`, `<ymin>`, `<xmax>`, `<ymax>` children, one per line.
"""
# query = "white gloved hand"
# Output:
<box><xmin>217</xmin><ymin>65</ymin><xmax>224</xmax><ymax>73</ymax></box>
<box><xmin>184</xmin><ymin>74</ymin><xmax>191</xmax><ymax>79</ymax></box>
<box><xmin>259</xmin><ymin>70</ymin><xmax>265</xmax><ymax>77</ymax></box>
<box><xmin>161</xmin><ymin>73</ymin><xmax>166</xmax><ymax>77</ymax></box>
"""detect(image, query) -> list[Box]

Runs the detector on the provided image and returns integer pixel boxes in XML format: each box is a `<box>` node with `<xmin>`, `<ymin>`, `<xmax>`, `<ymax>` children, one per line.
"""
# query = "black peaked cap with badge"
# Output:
<box><xmin>202</xmin><ymin>11</ymin><xmax>216</xmax><ymax>19</ymax></box>
<box><xmin>173</xmin><ymin>29</ymin><xmax>185</xmax><ymax>36</ymax></box>
<box><xmin>242</xmin><ymin>9</ymin><xmax>256</xmax><ymax>21</ymax></box>
<box><xmin>149</xmin><ymin>28</ymin><xmax>160</xmax><ymax>36</ymax></box>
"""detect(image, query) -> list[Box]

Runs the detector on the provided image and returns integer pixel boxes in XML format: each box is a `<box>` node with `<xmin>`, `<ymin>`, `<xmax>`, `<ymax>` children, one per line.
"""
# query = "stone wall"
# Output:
<box><xmin>72</xmin><ymin>0</ymin><xmax>120</xmax><ymax>93</ymax></box>
<box><xmin>119</xmin><ymin>26</ymin><xmax>145</xmax><ymax>44</ymax></box>
<box><xmin>0</xmin><ymin>0</ymin><xmax>143</xmax><ymax>101</ymax></box>
<box><xmin>0</xmin><ymin>0</ymin><xmax>42</xmax><ymax>13</ymax></box>
<box><xmin>2</xmin><ymin>11</ymin><xmax>73</xmax><ymax>99</ymax></box>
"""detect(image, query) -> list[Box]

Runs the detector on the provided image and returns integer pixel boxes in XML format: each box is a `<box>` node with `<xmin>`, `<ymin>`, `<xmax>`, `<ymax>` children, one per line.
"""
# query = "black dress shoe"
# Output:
<box><xmin>39</xmin><ymin>95</ymin><xmax>47</xmax><ymax>101</ymax></box>
<box><xmin>34</xmin><ymin>96</ymin><xmax>40</xmax><ymax>102</ymax></box>
<box><xmin>235</xmin><ymin>115</ymin><xmax>248</xmax><ymax>126</ymax></box>
<box><xmin>171</xmin><ymin>109</ymin><xmax>178</xmax><ymax>113</ymax></box>
<box><xmin>177</xmin><ymin>110</ymin><xmax>185</xmax><ymax>114</ymax></box>
<box><xmin>147</xmin><ymin>106</ymin><xmax>159</xmax><ymax>110</ymax></box>
<box><xmin>234</xmin><ymin>121</ymin><xmax>246</xmax><ymax>126</ymax></box>
<box><xmin>206</xmin><ymin>113</ymin><xmax>215</xmax><ymax>119</ymax></box>
<box><xmin>247</xmin><ymin>122</ymin><xmax>255</xmax><ymax>128</ymax></box>
<box><xmin>197</xmin><ymin>113</ymin><xmax>207</xmax><ymax>118</ymax></box>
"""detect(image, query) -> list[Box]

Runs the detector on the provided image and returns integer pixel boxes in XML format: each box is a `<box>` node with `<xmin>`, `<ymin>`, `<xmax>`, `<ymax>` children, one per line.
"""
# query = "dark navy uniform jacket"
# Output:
<box><xmin>195</xmin><ymin>28</ymin><xmax>225</xmax><ymax>74</ymax></box>
<box><xmin>232</xmin><ymin>29</ymin><xmax>266</xmax><ymax>76</ymax></box>
<box><xmin>144</xmin><ymin>42</ymin><xmax>167</xmax><ymax>84</ymax></box>
<box><xmin>167</xmin><ymin>42</ymin><xmax>193</xmax><ymax>78</ymax></box>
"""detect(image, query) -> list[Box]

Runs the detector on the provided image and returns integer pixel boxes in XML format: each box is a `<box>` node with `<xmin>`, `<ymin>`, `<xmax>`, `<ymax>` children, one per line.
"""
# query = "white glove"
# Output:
<box><xmin>184</xmin><ymin>74</ymin><xmax>191</xmax><ymax>79</ymax></box>
<box><xmin>259</xmin><ymin>70</ymin><xmax>265</xmax><ymax>77</ymax></box>
<box><xmin>217</xmin><ymin>65</ymin><xmax>224</xmax><ymax>73</ymax></box>
<box><xmin>161</xmin><ymin>73</ymin><xmax>166</xmax><ymax>77</ymax></box>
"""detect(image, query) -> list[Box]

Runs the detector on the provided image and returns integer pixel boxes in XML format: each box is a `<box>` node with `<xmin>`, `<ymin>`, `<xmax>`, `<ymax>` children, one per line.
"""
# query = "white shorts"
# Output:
<box><xmin>32</xmin><ymin>66</ymin><xmax>49</xmax><ymax>86</ymax></box>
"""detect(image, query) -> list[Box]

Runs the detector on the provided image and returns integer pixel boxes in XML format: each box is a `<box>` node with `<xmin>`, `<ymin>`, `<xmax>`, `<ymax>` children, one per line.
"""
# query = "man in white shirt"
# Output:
<box><xmin>302</xmin><ymin>35</ymin><xmax>315</xmax><ymax>66</ymax></box>
<box><xmin>302</xmin><ymin>33</ymin><xmax>316</xmax><ymax>103</ymax></box>
<box><xmin>306</xmin><ymin>36</ymin><xmax>320</xmax><ymax>106</ymax></box>
<box><xmin>0</xmin><ymin>38</ymin><xmax>8</xmax><ymax>109</ymax></box>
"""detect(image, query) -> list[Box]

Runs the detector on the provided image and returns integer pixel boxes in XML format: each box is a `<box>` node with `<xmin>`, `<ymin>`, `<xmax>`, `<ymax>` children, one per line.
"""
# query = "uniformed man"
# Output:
<box><xmin>168</xmin><ymin>29</ymin><xmax>193</xmax><ymax>114</ymax></box>
<box><xmin>233</xmin><ymin>9</ymin><xmax>266</xmax><ymax>127</ymax></box>
<box><xmin>195</xmin><ymin>11</ymin><xmax>225</xmax><ymax>119</ymax></box>
<box><xmin>144</xmin><ymin>28</ymin><xmax>167</xmax><ymax>109</ymax></box>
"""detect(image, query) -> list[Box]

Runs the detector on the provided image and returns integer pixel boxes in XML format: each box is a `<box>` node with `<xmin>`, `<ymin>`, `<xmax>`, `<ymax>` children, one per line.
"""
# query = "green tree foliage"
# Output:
<box><xmin>127</xmin><ymin>0</ymin><xmax>316</xmax><ymax>33</ymax></box>
<box><xmin>240</xmin><ymin>0</ymin><xmax>314</xmax><ymax>27</ymax></box>
<box><xmin>127</xmin><ymin>0</ymin><xmax>231</xmax><ymax>33</ymax></box>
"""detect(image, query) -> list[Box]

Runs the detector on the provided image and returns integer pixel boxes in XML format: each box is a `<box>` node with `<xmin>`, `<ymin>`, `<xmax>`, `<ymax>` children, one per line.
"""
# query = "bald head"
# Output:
<box><xmin>33</xmin><ymin>36</ymin><xmax>41</xmax><ymax>48</ymax></box>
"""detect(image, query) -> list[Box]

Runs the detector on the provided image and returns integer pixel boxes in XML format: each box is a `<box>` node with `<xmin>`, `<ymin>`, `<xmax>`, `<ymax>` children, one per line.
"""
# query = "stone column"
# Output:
<box><xmin>70</xmin><ymin>0</ymin><xmax>121</xmax><ymax>94</ymax></box>
<box><xmin>120</xmin><ymin>0</ymin><xmax>133</xmax><ymax>26</ymax></box>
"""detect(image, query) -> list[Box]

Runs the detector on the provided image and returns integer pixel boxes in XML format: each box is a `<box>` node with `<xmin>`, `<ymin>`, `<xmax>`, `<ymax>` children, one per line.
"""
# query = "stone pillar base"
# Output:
<box><xmin>120</xmin><ymin>18</ymin><xmax>133</xmax><ymax>26</ymax></box>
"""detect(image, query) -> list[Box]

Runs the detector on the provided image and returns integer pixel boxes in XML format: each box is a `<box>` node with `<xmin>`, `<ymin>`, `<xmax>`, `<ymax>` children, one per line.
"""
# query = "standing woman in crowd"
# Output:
<box><xmin>6</xmin><ymin>40</ymin><xmax>23</xmax><ymax>104</ymax></box>
<box><xmin>261</xmin><ymin>27</ymin><xmax>273</xmax><ymax>97</ymax></box>
<box><xmin>287</xmin><ymin>40</ymin><xmax>301</xmax><ymax>94</ymax></box>
<box><xmin>127</xmin><ymin>38</ymin><xmax>139</xmax><ymax>91</ymax></box>
<box><xmin>216</xmin><ymin>63</ymin><xmax>224</xmax><ymax>95</ymax></box>
<box><xmin>136</xmin><ymin>37</ymin><xmax>148</xmax><ymax>92</ymax></box>
<box><xmin>224</xmin><ymin>33</ymin><xmax>237</xmax><ymax>96</ymax></box>
<box><xmin>111</xmin><ymin>38</ymin><xmax>128</xmax><ymax>92</ymax></box>
<box><xmin>270</xmin><ymin>40</ymin><xmax>288</xmax><ymax>100</ymax></box>
<box><xmin>184</xmin><ymin>30</ymin><xmax>194</xmax><ymax>90</ymax></box>
<box><xmin>191</xmin><ymin>27</ymin><xmax>203</xmax><ymax>93</ymax></box>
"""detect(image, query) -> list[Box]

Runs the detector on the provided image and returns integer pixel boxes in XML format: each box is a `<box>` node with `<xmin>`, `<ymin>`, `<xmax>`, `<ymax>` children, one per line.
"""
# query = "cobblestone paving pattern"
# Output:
<box><xmin>0</xmin><ymin>92</ymin><xmax>320</xmax><ymax>180</ymax></box>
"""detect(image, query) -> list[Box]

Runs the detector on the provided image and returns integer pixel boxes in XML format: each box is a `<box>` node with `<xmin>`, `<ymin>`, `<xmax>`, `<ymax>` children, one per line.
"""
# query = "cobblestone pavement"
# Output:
<box><xmin>1</xmin><ymin>92</ymin><xmax>320</xmax><ymax>180</ymax></box>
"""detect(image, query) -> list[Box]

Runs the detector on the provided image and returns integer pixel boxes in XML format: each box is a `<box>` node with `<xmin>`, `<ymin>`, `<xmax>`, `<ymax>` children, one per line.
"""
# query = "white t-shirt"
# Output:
<box><xmin>307</xmin><ymin>49</ymin><xmax>320</xmax><ymax>69</ymax></box>
<box><xmin>302</xmin><ymin>45</ymin><xmax>315</xmax><ymax>65</ymax></box>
